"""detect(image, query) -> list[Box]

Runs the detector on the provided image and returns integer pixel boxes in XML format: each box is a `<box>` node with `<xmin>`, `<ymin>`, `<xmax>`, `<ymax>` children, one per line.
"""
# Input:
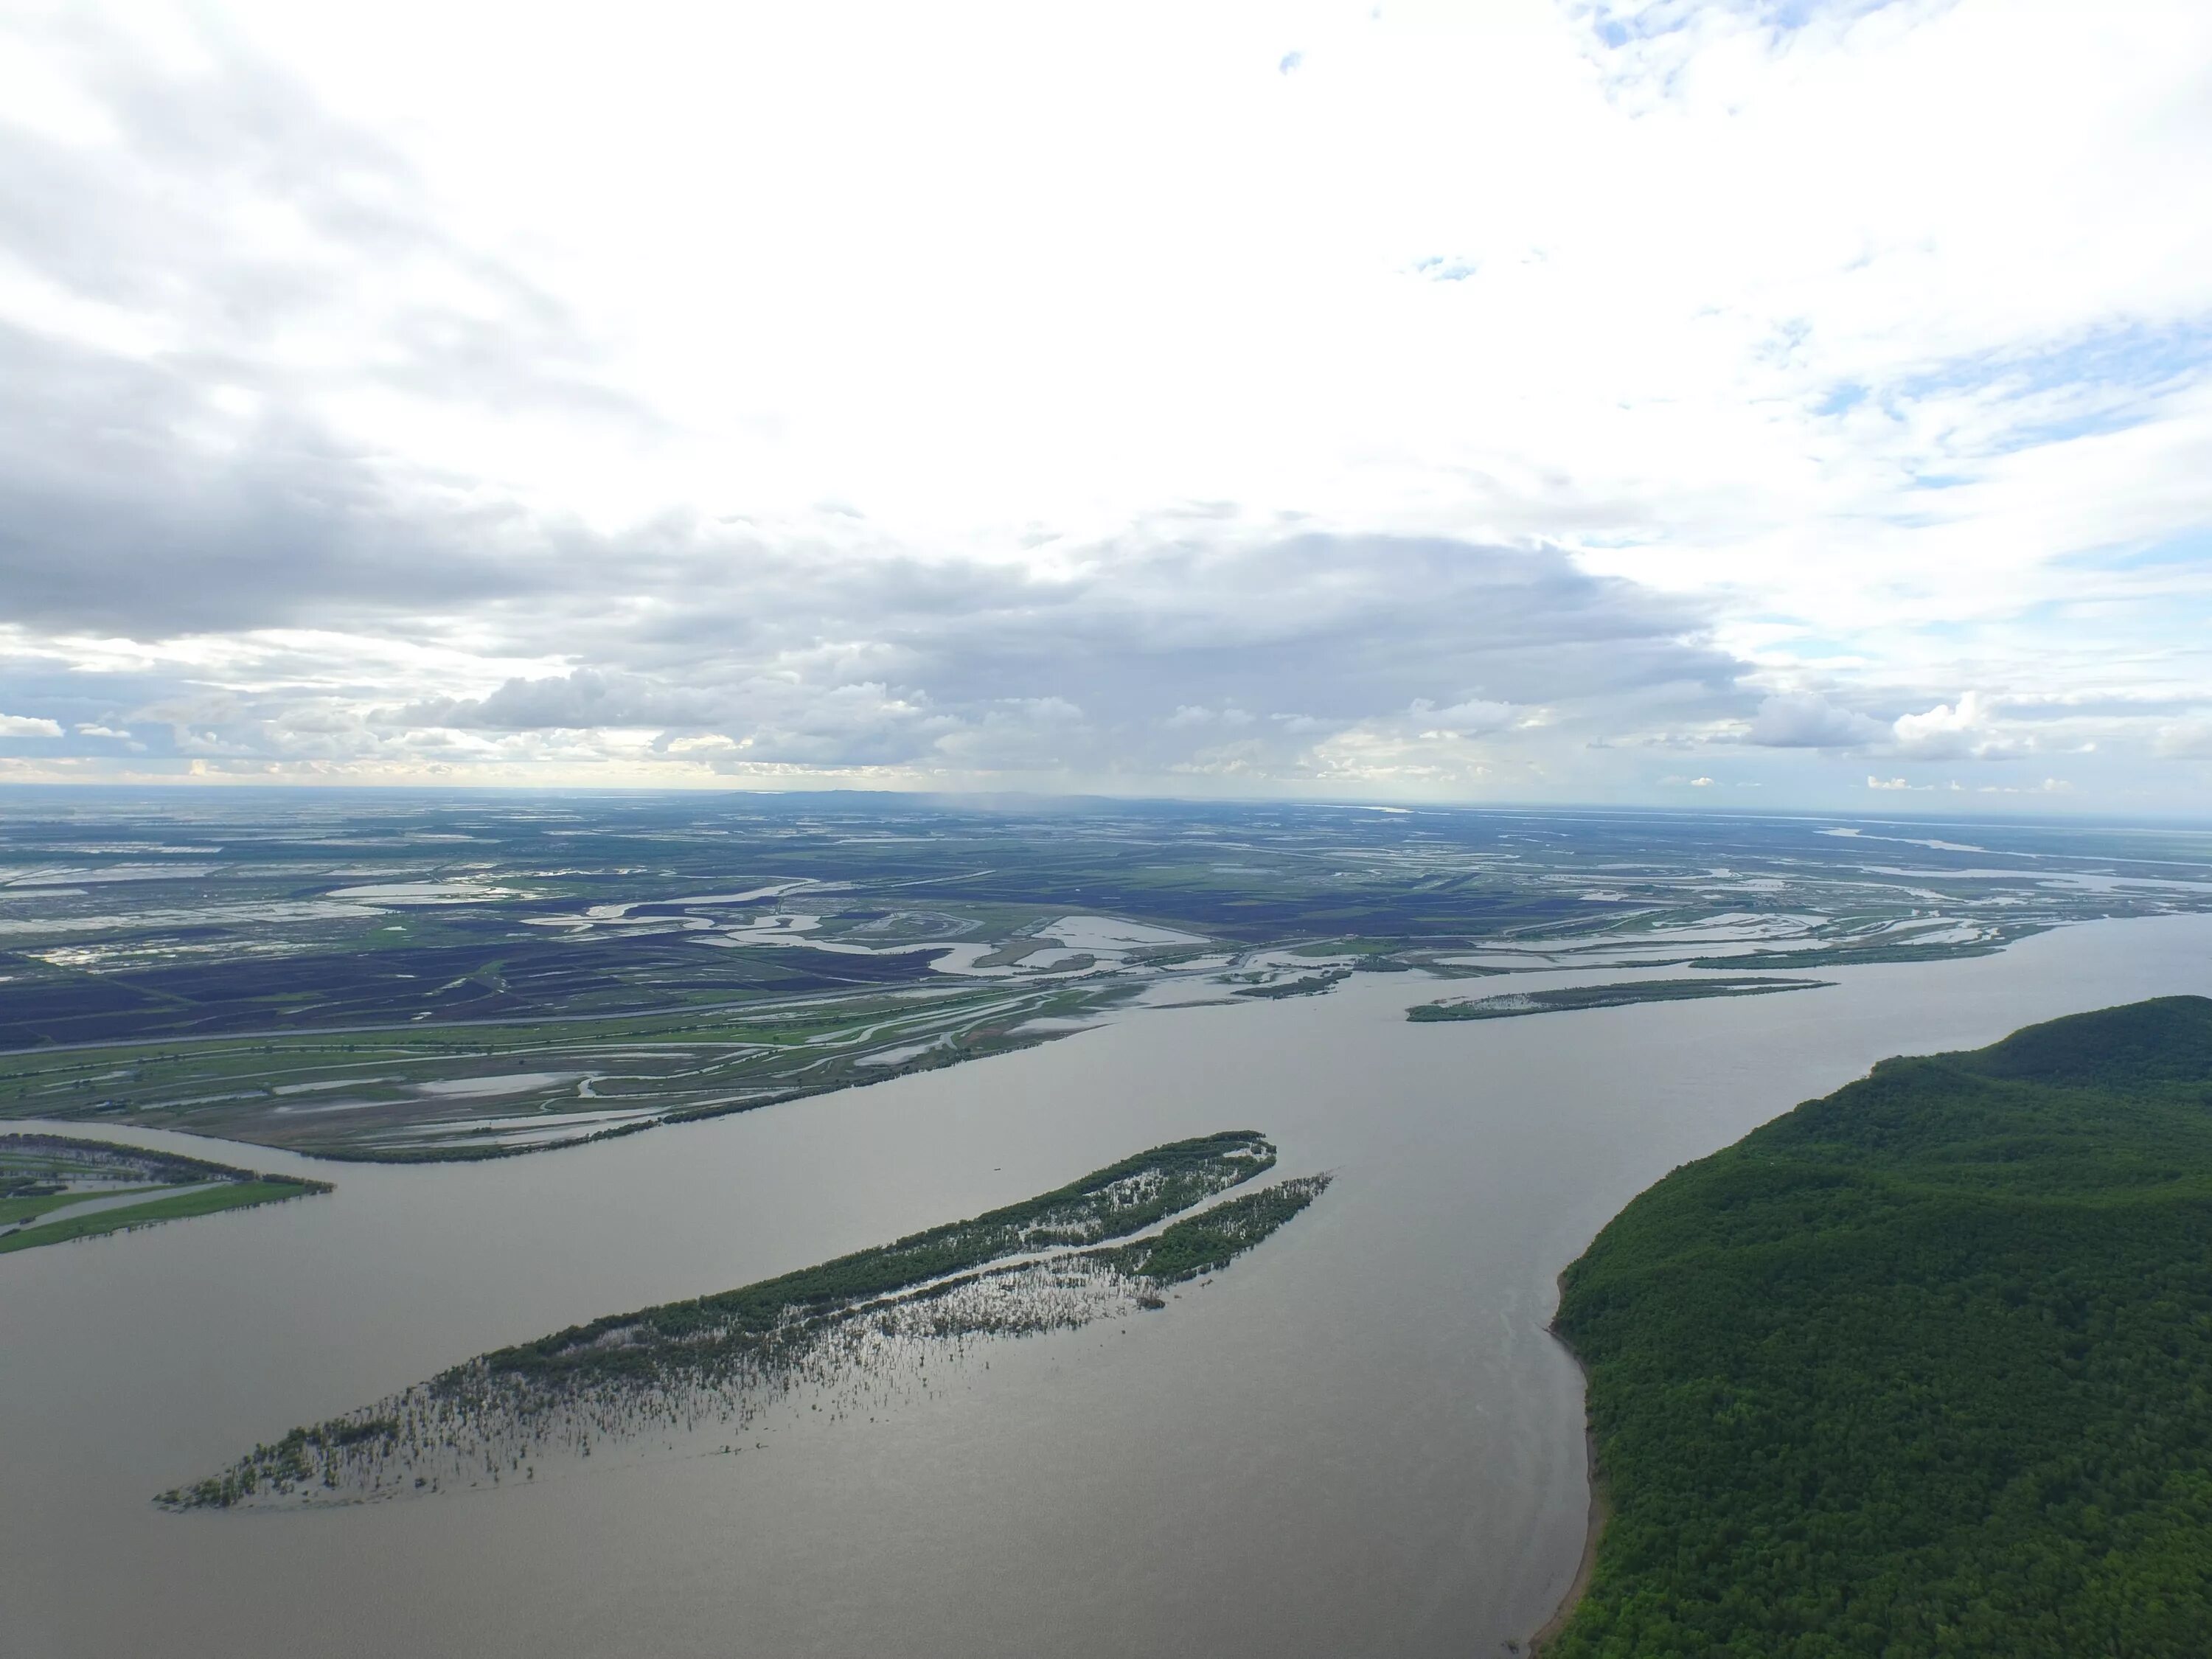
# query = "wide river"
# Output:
<box><xmin>6</xmin><ymin>914</ymin><xmax>2211</xmax><ymax>1658</ymax></box>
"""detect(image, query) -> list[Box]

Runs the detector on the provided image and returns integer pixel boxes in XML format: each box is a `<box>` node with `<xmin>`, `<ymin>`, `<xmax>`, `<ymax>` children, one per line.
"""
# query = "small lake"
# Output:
<box><xmin>4</xmin><ymin>914</ymin><xmax>2211</xmax><ymax>1658</ymax></box>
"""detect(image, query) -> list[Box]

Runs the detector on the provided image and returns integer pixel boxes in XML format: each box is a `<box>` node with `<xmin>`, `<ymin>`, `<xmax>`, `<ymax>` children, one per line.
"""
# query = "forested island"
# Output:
<box><xmin>1542</xmin><ymin>995</ymin><xmax>2212</xmax><ymax>1656</ymax></box>
<box><xmin>1</xmin><ymin>1134</ymin><xmax>330</xmax><ymax>1256</ymax></box>
<box><xmin>161</xmin><ymin>1131</ymin><xmax>1328</xmax><ymax>1510</ymax></box>
<box><xmin>1409</xmin><ymin>975</ymin><xmax>1827</xmax><ymax>1022</ymax></box>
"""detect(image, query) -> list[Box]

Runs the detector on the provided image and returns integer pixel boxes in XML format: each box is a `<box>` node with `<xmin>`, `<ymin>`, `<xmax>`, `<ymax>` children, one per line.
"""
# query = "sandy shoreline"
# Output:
<box><xmin>1526</xmin><ymin>1321</ymin><xmax>1610</xmax><ymax>1654</ymax></box>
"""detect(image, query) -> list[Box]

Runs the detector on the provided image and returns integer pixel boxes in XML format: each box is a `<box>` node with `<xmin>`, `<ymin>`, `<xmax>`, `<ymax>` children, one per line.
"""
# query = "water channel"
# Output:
<box><xmin>4</xmin><ymin>913</ymin><xmax>2211</xmax><ymax>1658</ymax></box>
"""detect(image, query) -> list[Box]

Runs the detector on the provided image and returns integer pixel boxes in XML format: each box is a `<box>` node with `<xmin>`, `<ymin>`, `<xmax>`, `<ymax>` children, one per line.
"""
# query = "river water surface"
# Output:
<box><xmin>4</xmin><ymin>915</ymin><xmax>2211</xmax><ymax>1658</ymax></box>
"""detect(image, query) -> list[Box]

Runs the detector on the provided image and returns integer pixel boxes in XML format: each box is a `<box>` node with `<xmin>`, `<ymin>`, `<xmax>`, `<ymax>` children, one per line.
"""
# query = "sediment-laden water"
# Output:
<box><xmin>164</xmin><ymin>1143</ymin><xmax>1329</xmax><ymax>1512</ymax></box>
<box><xmin>4</xmin><ymin>914</ymin><xmax>2211</xmax><ymax>1659</ymax></box>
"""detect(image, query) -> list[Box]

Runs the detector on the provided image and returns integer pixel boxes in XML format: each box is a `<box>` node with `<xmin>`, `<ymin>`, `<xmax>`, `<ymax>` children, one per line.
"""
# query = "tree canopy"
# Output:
<box><xmin>1548</xmin><ymin>995</ymin><xmax>2212</xmax><ymax>1658</ymax></box>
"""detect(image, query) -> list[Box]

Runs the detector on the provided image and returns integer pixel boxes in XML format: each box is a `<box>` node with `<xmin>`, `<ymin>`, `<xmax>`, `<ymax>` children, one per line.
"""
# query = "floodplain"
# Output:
<box><xmin>161</xmin><ymin>1132</ymin><xmax>1326</xmax><ymax>1509</ymax></box>
<box><xmin>1408</xmin><ymin>975</ymin><xmax>1828</xmax><ymax>1021</ymax></box>
<box><xmin>7</xmin><ymin>885</ymin><xmax>2212</xmax><ymax>1658</ymax></box>
<box><xmin>7</xmin><ymin>793</ymin><xmax>2208</xmax><ymax>1160</ymax></box>
<box><xmin>0</xmin><ymin>1131</ymin><xmax>328</xmax><ymax>1254</ymax></box>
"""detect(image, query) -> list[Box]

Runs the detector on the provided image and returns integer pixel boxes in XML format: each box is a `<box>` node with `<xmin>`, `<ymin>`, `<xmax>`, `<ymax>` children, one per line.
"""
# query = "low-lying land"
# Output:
<box><xmin>0</xmin><ymin>1133</ymin><xmax>330</xmax><ymax>1255</ymax></box>
<box><xmin>9</xmin><ymin>795</ymin><xmax>2205</xmax><ymax>1160</ymax></box>
<box><xmin>159</xmin><ymin>1132</ymin><xmax>1329</xmax><ymax>1509</ymax></box>
<box><xmin>1234</xmin><ymin>968</ymin><xmax>1352</xmax><ymax>999</ymax></box>
<box><xmin>1543</xmin><ymin>995</ymin><xmax>2212</xmax><ymax>1656</ymax></box>
<box><xmin>0</xmin><ymin>979</ymin><xmax>1111</xmax><ymax>1161</ymax></box>
<box><xmin>1408</xmin><ymin>975</ymin><xmax>1826</xmax><ymax>1022</ymax></box>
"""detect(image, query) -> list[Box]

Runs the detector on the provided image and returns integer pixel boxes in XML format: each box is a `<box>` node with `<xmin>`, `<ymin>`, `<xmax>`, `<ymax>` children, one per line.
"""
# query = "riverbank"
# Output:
<box><xmin>1526</xmin><ymin>1322</ymin><xmax>1608</xmax><ymax>1655</ymax></box>
<box><xmin>1538</xmin><ymin>995</ymin><xmax>2212</xmax><ymax>1654</ymax></box>
<box><xmin>0</xmin><ymin>1133</ymin><xmax>330</xmax><ymax>1256</ymax></box>
<box><xmin>14</xmin><ymin>916</ymin><xmax>2212</xmax><ymax>1658</ymax></box>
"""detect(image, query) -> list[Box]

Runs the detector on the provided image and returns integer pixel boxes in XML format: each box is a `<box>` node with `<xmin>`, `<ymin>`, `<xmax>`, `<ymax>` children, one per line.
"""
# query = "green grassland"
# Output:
<box><xmin>0</xmin><ymin>1182</ymin><xmax>161</xmax><ymax>1225</ymax></box>
<box><xmin>0</xmin><ymin>1179</ymin><xmax>326</xmax><ymax>1254</ymax></box>
<box><xmin>1545</xmin><ymin>995</ymin><xmax>2212</xmax><ymax>1658</ymax></box>
<box><xmin>0</xmin><ymin>978</ymin><xmax>1113</xmax><ymax>1159</ymax></box>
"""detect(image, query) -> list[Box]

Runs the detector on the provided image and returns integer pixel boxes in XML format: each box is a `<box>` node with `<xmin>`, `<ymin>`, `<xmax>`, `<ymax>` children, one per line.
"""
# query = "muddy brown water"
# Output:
<box><xmin>4</xmin><ymin>914</ymin><xmax>2210</xmax><ymax>1658</ymax></box>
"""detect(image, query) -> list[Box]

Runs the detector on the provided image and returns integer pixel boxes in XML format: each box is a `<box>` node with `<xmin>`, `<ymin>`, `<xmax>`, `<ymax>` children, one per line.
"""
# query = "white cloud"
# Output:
<box><xmin>1745</xmin><ymin>692</ymin><xmax>1887</xmax><ymax>749</ymax></box>
<box><xmin>1166</xmin><ymin>705</ymin><xmax>1257</xmax><ymax>729</ymax></box>
<box><xmin>1410</xmin><ymin>698</ymin><xmax>1517</xmax><ymax>737</ymax></box>
<box><xmin>0</xmin><ymin>3</ymin><xmax>2205</xmax><ymax>808</ymax></box>
<box><xmin>0</xmin><ymin>713</ymin><xmax>63</xmax><ymax>737</ymax></box>
<box><xmin>2157</xmin><ymin>721</ymin><xmax>2212</xmax><ymax>759</ymax></box>
<box><xmin>1888</xmin><ymin>691</ymin><xmax>2020</xmax><ymax>762</ymax></box>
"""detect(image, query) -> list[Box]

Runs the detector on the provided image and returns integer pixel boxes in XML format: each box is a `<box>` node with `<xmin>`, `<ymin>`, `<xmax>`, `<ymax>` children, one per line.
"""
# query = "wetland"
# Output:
<box><xmin>6</xmin><ymin>796</ymin><xmax>2212</xmax><ymax>1658</ymax></box>
<box><xmin>8</xmin><ymin>911</ymin><xmax>2212</xmax><ymax>1656</ymax></box>
<box><xmin>1408</xmin><ymin>975</ymin><xmax>1829</xmax><ymax>1021</ymax></box>
<box><xmin>0</xmin><ymin>1131</ymin><xmax>329</xmax><ymax>1254</ymax></box>
<box><xmin>163</xmin><ymin>1134</ymin><xmax>1326</xmax><ymax>1510</ymax></box>
<box><xmin>9</xmin><ymin>794</ymin><xmax>2208</xmax><ymax>1161</ymax></box>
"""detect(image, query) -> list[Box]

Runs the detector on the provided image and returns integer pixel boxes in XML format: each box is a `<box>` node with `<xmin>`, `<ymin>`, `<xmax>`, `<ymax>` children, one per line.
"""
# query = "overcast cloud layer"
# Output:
<box><xmin>1</xmin><ymin>0</ymin><xmax>2209</xmax><ymax>809</ymax></box>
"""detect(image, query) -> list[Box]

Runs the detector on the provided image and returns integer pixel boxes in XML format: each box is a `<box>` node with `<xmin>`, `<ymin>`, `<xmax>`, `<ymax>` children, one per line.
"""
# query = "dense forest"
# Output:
<box><xmin>1546</xmin><ymin>995</ymin><xmax>2212</xmax><ymax>1658</ymax></box>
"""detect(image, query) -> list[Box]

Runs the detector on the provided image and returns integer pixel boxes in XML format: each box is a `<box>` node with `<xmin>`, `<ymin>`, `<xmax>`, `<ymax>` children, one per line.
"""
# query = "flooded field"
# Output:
<box><xmin>4</xmin><ymin>914</ymin><xmax>2211</xmax><ymax>1658</ymax></box>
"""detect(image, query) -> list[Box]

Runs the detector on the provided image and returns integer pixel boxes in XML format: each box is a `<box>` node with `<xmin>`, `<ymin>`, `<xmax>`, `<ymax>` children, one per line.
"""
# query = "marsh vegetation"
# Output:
<box><xmin>1409</xmin><ymin>975</ymin><xmax>1827</xmax><ymax>1022</ymax></box>
<box><xmin>0</xmin><ymin>1133</ymin><xmax>330</xmax><ymax>1255</ymax></box>
<box><xmin>159</xmin><ymin>1133</ymin><xmax>1329</xmax><ymax>1511</ymax></box>
<box><xmin>9</xmin><ymin>796</ymin><xmax>2198</xmax><ymax>1161</ymax></box>
<box><xmin>13</xmin><ymin>801</ymin><xmax>2194</xmax><ymax>1159</ymax></box>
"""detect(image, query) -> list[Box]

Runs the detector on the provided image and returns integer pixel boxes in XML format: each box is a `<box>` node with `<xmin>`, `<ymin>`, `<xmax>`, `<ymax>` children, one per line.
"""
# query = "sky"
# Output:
<box><xmin>1</xmin><ymin>0</ymin><xmax>2209</xmax><ymax>812</ymax></box>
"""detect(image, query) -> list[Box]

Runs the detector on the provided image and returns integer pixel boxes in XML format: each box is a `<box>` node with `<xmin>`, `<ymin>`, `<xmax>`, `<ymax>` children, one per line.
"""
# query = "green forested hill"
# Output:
<box><xmin>1546</xmin><ymin>995</ymin><xmax>2212</xmax><ymax>1658</ymax></box>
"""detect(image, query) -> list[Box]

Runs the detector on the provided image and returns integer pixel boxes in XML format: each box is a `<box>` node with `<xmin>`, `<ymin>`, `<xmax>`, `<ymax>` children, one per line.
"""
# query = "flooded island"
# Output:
<box><xmin>1409</xmin><ymin>975</ymin><xmax>1830</xmax><ymax>1023</ymax></box>
<box><xmin>160</xmin><ymin>1131</ymin><xmax>1329</xmax><ymax>1511</ymax></box>
<box><xmin>1</xmin><ymin>1133</ymin><xmax>330</xmax><ymax>1256</ymax></box>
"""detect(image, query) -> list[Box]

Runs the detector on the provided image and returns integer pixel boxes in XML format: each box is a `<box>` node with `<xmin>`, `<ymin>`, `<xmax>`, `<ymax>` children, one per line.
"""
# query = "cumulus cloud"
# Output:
<box><xmin>1410</xmin><ymin>698</ymin><xmax>1517</xmax><ymax>737</ymax></box>
<box><xmin>0</xmin><ymin>713</ymin><xmax>63</xmax><ymax>737</ymax></box>
<box><xmin>0</xmin><ymin>5</ymin><xmax>2207</xmax><ymax>807</ymax></box>
<box><xmin>1166</xmin><ymin>706</ymin><xmax>1257</xmax><ymax>728</ymax></box>
<box><xmin>335</xmin><ymin>533</ymin><xmax>1732</xmax><ymax>782</ymax></box>
<box><xmin>2157</xmin><ymin>723</ymin><xmax>2212</xmax><ymax>759</ymax></box>
<box><xmin>1410</xmin><ymin>256</ymin><xmax>1478</xmax><ymax>282</ymax></box>
<box><xmin>1740</xmin><ymin>689</ymin><xmax>2050</xmax><ymax>766</ymax></box>
<box><xmin>1744</xmin><ymin>692</ymin><xmax>1888</xmax><ymax>749</ymax></box>
<box><xmin>1888</xmin><ymin>692</ymin><xmax>2020</xmax><ymax>762</ymax></box>
<box><xmin>394</xmin><ymin>670</ymin><xmax>715</xmax><ymax>733</ymax></box>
